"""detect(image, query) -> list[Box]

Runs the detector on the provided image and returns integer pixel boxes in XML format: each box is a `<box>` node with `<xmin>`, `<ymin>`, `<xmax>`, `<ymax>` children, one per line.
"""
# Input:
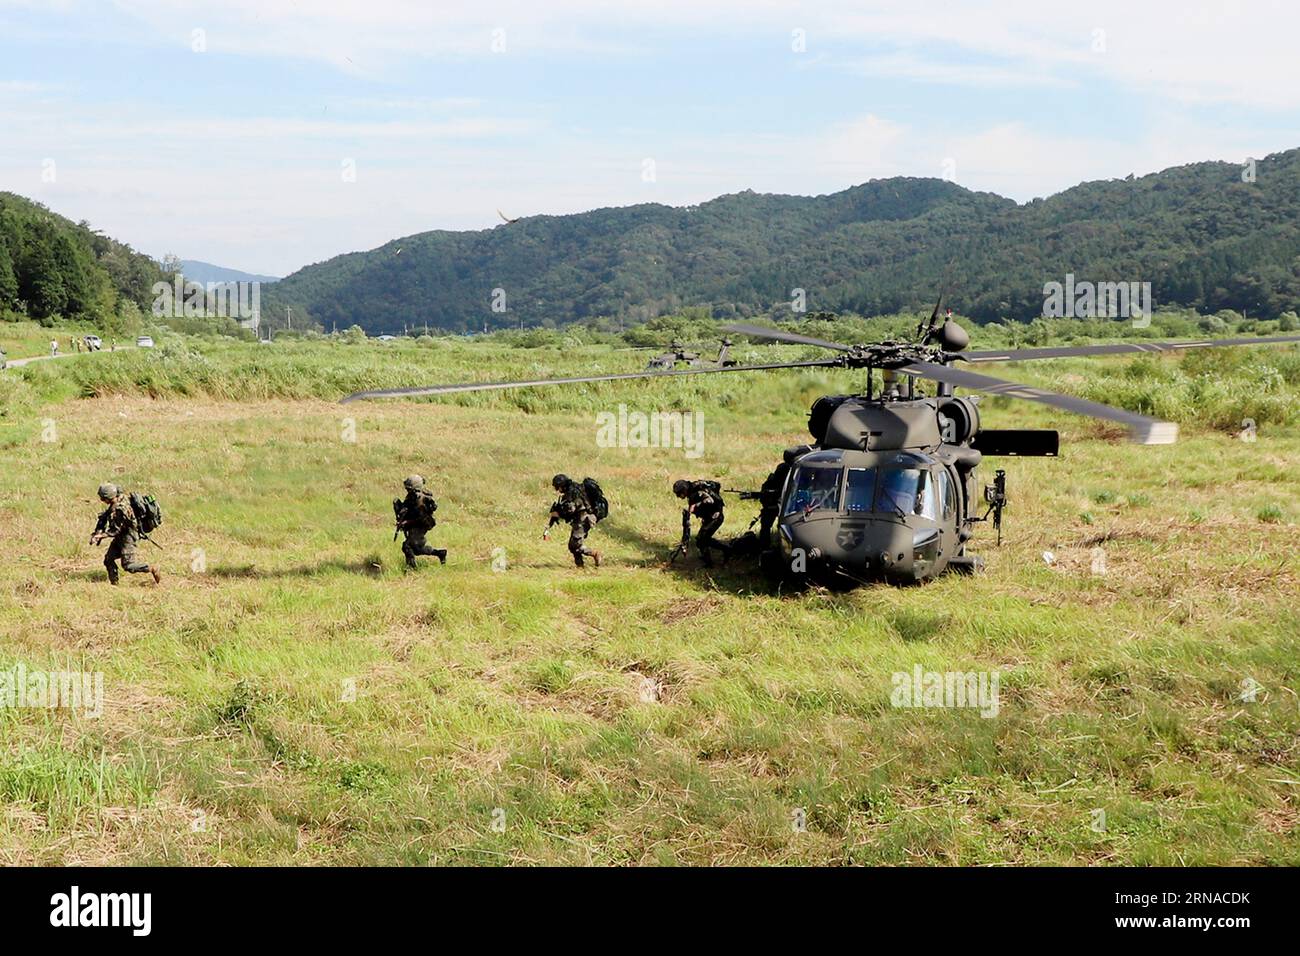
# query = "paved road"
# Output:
<box><xmin>2</xmin><ymin>345</ymin><xmax>133</xmax><ymax>368</ymax></box>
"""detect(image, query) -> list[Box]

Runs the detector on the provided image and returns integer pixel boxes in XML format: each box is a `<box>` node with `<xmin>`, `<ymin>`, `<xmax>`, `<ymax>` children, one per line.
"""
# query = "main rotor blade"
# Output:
<box><xmin>725</xmin><ymin>323</ymin><xmax>854</xmax><ymax>352</ymax></box>
<box><xmin>340</xmin><ymin>358</ymin><xmax>841</xmax><ymax>402</ymax></box>
<box><xmin>964</xmin><ymin>334</ymin><xmax>1300</xmax><ymax>364</ymax></box>
<box><xmin>902</xmin><ymin>360</ymin><xmax>1178</xmax><ymax>444</ymax></box>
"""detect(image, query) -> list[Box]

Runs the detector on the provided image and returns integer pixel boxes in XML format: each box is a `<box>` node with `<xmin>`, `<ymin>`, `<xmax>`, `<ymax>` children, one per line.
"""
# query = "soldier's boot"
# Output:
<box><xmin>150</xmin><ymin>567</ymin><xmax>162</xmax><ymax>585</ymax></box>
<box><xmin>436</xmin><ymin>549</ymin><xmax>447</xmax><ymax>565</ymax></box>
<box><xmin>104</xmin><ymin>560</ymin><xmax>119</xmax><ymax>585</ymax></box>
<box><xmin>405</xmin><ymin>555</ymin><xmax>418</xmax><ymax>570</ymax></box>
<box><xmin>590</xmin><ymin>550</ymin><xmax>602</xmax><ymax>568</ymax></box>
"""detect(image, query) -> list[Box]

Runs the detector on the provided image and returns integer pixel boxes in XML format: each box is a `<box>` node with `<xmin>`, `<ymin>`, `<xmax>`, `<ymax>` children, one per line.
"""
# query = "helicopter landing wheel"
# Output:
<box><xmin>947</xmin><ymin>554</ymin><xmax>985</xmax><ymax>575</ymax></box>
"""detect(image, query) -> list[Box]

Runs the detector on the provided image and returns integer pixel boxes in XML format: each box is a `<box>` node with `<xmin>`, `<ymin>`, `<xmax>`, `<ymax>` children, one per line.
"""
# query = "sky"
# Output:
<box><xmin>1</xmin><ymin>0</ymin><xmax>1297</xmax><ymax>277</ymax></box>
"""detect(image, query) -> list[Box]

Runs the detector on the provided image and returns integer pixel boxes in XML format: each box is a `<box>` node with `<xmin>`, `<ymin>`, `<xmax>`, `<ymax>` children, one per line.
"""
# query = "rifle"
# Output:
<box><xmin>981</xmin><ymin>469</ymin><xmax>1008</xmax><ymax>546</ymax></box>
<box><xmin>669</xmin><ymin>511</ymin><xmax>690</xmax><ymax>564</ymax></box>
<box><xmin>89</xmin><ymin>509</ymin><xmax>109</xmax><ymax>545</ymax></box>
<box><xmin>392</xmin><ymin>498</ymin><xmax>405</xmax><ymax>541</ymax></box>
<box><xmin>724</xmin><ymin>489</ymin><xmax>763</xmax><ymax>501</ymax></box>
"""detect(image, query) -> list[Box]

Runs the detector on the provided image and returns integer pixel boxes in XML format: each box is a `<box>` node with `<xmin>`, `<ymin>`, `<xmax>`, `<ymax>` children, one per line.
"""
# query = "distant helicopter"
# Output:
<box><xmin>342</xmin><ymin>301</ymin><xmax>1300</xmax><ymax>588</ymax></box>
<box><xmin>645</xmin><ymin>338</ymin><xmax>738</xmax><ymax>371</ymax></box>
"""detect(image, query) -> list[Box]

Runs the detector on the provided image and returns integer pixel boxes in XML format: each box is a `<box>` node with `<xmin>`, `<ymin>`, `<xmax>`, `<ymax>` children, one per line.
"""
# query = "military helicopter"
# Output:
<box><xmin>342</xmin><ymin>302</ymin><xmax>1300</xmax><ymax>588</ymax></box>
<box><xmin>645</xmin><ymin>338</ymin><xmax>738</xmax><ymax>371</ymax></box>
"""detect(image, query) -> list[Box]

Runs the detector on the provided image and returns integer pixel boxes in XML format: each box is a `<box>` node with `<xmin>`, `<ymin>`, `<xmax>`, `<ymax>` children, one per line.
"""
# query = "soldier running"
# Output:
<box><xmin>673</xmin><ymin>479</ymin><xmax>732</xmax><ymax>567</ymax></box>
<box><xmin>545</xmin><ymin>474</ymin><xmax>601</xmax><ymax>568</ymax></box>
<box><xmin>394</xmin><ymin>474</ymin><xmax>446</xmax><ymax>569</ymax></box>
<box><xmin>91</xmin><ymin>483</ymin><xmax>161</xmax><ymax>585</ymax></box>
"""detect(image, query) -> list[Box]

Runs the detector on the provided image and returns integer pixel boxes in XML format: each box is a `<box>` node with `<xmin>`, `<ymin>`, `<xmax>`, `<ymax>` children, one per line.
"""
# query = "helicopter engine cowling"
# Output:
<box><xmin>808</xmin><ymin>395</ymin><xmax>852</xmax><ymax>443</ymax></box>
<box><xmin>937</xmin><ymin>397</ymin><xmax>981</xmax><ymax>445</ymax></box>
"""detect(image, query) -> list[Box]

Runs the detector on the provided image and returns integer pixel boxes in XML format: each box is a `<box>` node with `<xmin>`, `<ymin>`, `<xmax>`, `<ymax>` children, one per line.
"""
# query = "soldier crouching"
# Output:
<box><xmin>673</xmin><ymin>479</ymin><xmax>732</xmax><ymax>567</ymax></box>
<box><xmin>395</xmin><ymin>474</ymin><xmax>447</xmax><ymax>570</ymax></box>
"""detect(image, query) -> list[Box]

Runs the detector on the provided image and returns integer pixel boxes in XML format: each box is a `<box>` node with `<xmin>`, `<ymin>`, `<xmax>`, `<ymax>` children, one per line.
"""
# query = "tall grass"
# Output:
<box><xmin>15</xmin><ymin>332</ymin><xmax>1298</xmax><ymax>433</ymax></box>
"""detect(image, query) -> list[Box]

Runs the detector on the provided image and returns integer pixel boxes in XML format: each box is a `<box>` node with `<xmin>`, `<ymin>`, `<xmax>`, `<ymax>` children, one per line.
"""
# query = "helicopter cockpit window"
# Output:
<box><xmin>876</xmin><ymin>467</ymin><xmax>940</xmax><ymax>520</ymax></box>
<box><xmin>785</xmin><ymin>461</ymin><xmax>843</xmax><ymax>515</ymax></box>
<box><xmin>844</xmin><ymin>467</ymin><xmax>878</xmax><ymax>513</ymax></box>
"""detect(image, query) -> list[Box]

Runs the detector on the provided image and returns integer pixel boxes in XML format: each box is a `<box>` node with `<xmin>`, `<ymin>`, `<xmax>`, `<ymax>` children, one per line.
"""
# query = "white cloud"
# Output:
<box><xmin>92</xmin><ymin>1</ymin><xmax>1300</xmax><ymax>108</ymax></box>
<box><xmin>4</xmin><ymin>1</ymin><xmax>1297</xmax><ymax>273</ymax></box>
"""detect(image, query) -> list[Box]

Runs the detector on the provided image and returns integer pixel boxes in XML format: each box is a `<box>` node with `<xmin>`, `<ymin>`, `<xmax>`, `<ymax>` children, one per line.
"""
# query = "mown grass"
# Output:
<box><xmin>0</xmin><ymin>334</ymin><xmax>1297</xmax><ymax>865</ymax></box>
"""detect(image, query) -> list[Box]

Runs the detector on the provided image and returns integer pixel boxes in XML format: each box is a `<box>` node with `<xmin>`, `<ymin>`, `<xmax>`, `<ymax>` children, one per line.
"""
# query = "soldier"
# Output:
<box><xmin>394</xmin><ymin>474</ymin><xmax>446</xmax><ymax>570</ymax></box>
<box><xmin>90</xmin><ymin>483</ymin><xmax>161</xmax><ymax>586</ymax></box>
<box><xmin>757</xmin><ymin>461</ymin><xmax>790</xmax><ymax>550</ymax></box>
<box><xmin>673</xmin><ymin>479</ymin><xmax>732</xmax><ymax>567</ymax></box>
<box><xmin>545</xmin><ymin>473</ymin><xmax>601</xmax><ymax>568</ymax></box>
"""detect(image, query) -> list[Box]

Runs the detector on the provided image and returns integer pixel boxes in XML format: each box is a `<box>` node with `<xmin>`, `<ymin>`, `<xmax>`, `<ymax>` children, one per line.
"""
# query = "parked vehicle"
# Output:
<box><xmin>136</xmin><ymin>335</ymin><xmax>155</xmax><ymax>348</ymax></box>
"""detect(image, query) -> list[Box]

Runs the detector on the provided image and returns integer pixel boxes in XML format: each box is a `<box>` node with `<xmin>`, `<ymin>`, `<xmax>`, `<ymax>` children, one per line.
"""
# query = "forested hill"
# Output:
<box><xmin>264</xmin><ymin>147</ymin><xmax>1300</xmax><ymax>334</ymax></box>
<box><xmin>0</xmin><ymin>192</ymin><xmax>166</xmax><ymax>329</ymax></box>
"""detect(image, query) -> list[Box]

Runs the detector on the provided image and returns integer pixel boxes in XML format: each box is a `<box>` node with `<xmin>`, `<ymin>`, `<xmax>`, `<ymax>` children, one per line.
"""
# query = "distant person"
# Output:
<box><xmin>545</xmin><ymin>474</ymin><xmax>604</xmax><ymax>568</ymax></box>
<box><xmin>90</xmin><ymin>484</ymin><xmax>161</xmax><ymax>586</ymax></box>
<box><xmin>50</xmin><ymin>339</ymin><xmax>59</xmax><ymax>357</ymax></box>
<box><xmin>393</xmin><ymin>474</ymin><xmax>446</xmax><ymax>570</ymax></box>
<box><xmin>673</xmin><ymin>479</ymin><xmax>731</xmax><ymax>567</ymax></box>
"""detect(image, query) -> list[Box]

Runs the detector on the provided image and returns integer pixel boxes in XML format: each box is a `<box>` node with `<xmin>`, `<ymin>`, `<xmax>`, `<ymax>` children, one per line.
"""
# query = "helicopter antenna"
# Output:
<box><xmin>915</xmin><ymin>258</ymin><xmax>956</xmax><ymax>344</ymax></box>
<box><xmin>915</xmin><ymin>290</ymin><xmax>942</xmax><ymax>344</ymax></box>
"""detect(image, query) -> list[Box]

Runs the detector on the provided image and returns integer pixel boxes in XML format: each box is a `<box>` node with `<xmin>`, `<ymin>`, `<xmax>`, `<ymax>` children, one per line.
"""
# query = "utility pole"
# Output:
<box><xmin>286</xmin><ymin>306</ymin><xmax>292</xmax><ymax>330</ymax></box>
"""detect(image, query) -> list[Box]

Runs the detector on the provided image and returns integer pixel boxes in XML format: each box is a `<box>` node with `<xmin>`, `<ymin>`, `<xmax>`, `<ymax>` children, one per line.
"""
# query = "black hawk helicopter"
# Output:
<box><xmin>342</xmin><ymin>302</ymin><xmax>1300</xmax><ymax>588</ymax></box>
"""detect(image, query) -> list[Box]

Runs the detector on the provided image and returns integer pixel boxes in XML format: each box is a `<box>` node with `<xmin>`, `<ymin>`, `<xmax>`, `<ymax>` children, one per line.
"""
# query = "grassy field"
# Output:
<box><xmin>0</xmin><ymin>321</ymin><xmax>110</xmax><ymax>362</ymax></box>
<box><xmin>1</xmin><ymin>329</ymin><xmax>1297</xmax><ymax>865</ymax></box>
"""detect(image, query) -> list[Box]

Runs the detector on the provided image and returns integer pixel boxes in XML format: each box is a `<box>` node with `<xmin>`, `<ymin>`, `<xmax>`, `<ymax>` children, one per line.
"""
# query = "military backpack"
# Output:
<box><xmin>581</xmin><ymin>477</ymin><xmax>609</xmax><ymax>522</ymax></box>
<box><xmin>128</xmin><ymin>492</ymin><xmax>163</xmax><ymax>535</ymax></box>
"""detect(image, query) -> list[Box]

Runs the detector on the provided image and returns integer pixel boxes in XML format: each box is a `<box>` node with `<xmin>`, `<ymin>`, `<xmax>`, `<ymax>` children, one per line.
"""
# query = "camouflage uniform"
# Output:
<box><xmin>757</xmin><ymin>461</ymin><xmax>790</xmax><ymax>550</ymax></box>
<box><xmin>92</xmin><ymin>486</ymin><xmax>157</xmax><ymax>585</ymax></box>
<box><xmin>396</xmin><ymin>475</ymin><xmax>446</xmax><ymax>569</ymax></box>
<box><xmin>675</xmin><ymin>480</ymin><xmax>732</xmax><ymax>567</ymax></box>
<box><xmin>548</xmin><ymin>475</ymin><xmax>600</xmax><ymax>567</ymax></box>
